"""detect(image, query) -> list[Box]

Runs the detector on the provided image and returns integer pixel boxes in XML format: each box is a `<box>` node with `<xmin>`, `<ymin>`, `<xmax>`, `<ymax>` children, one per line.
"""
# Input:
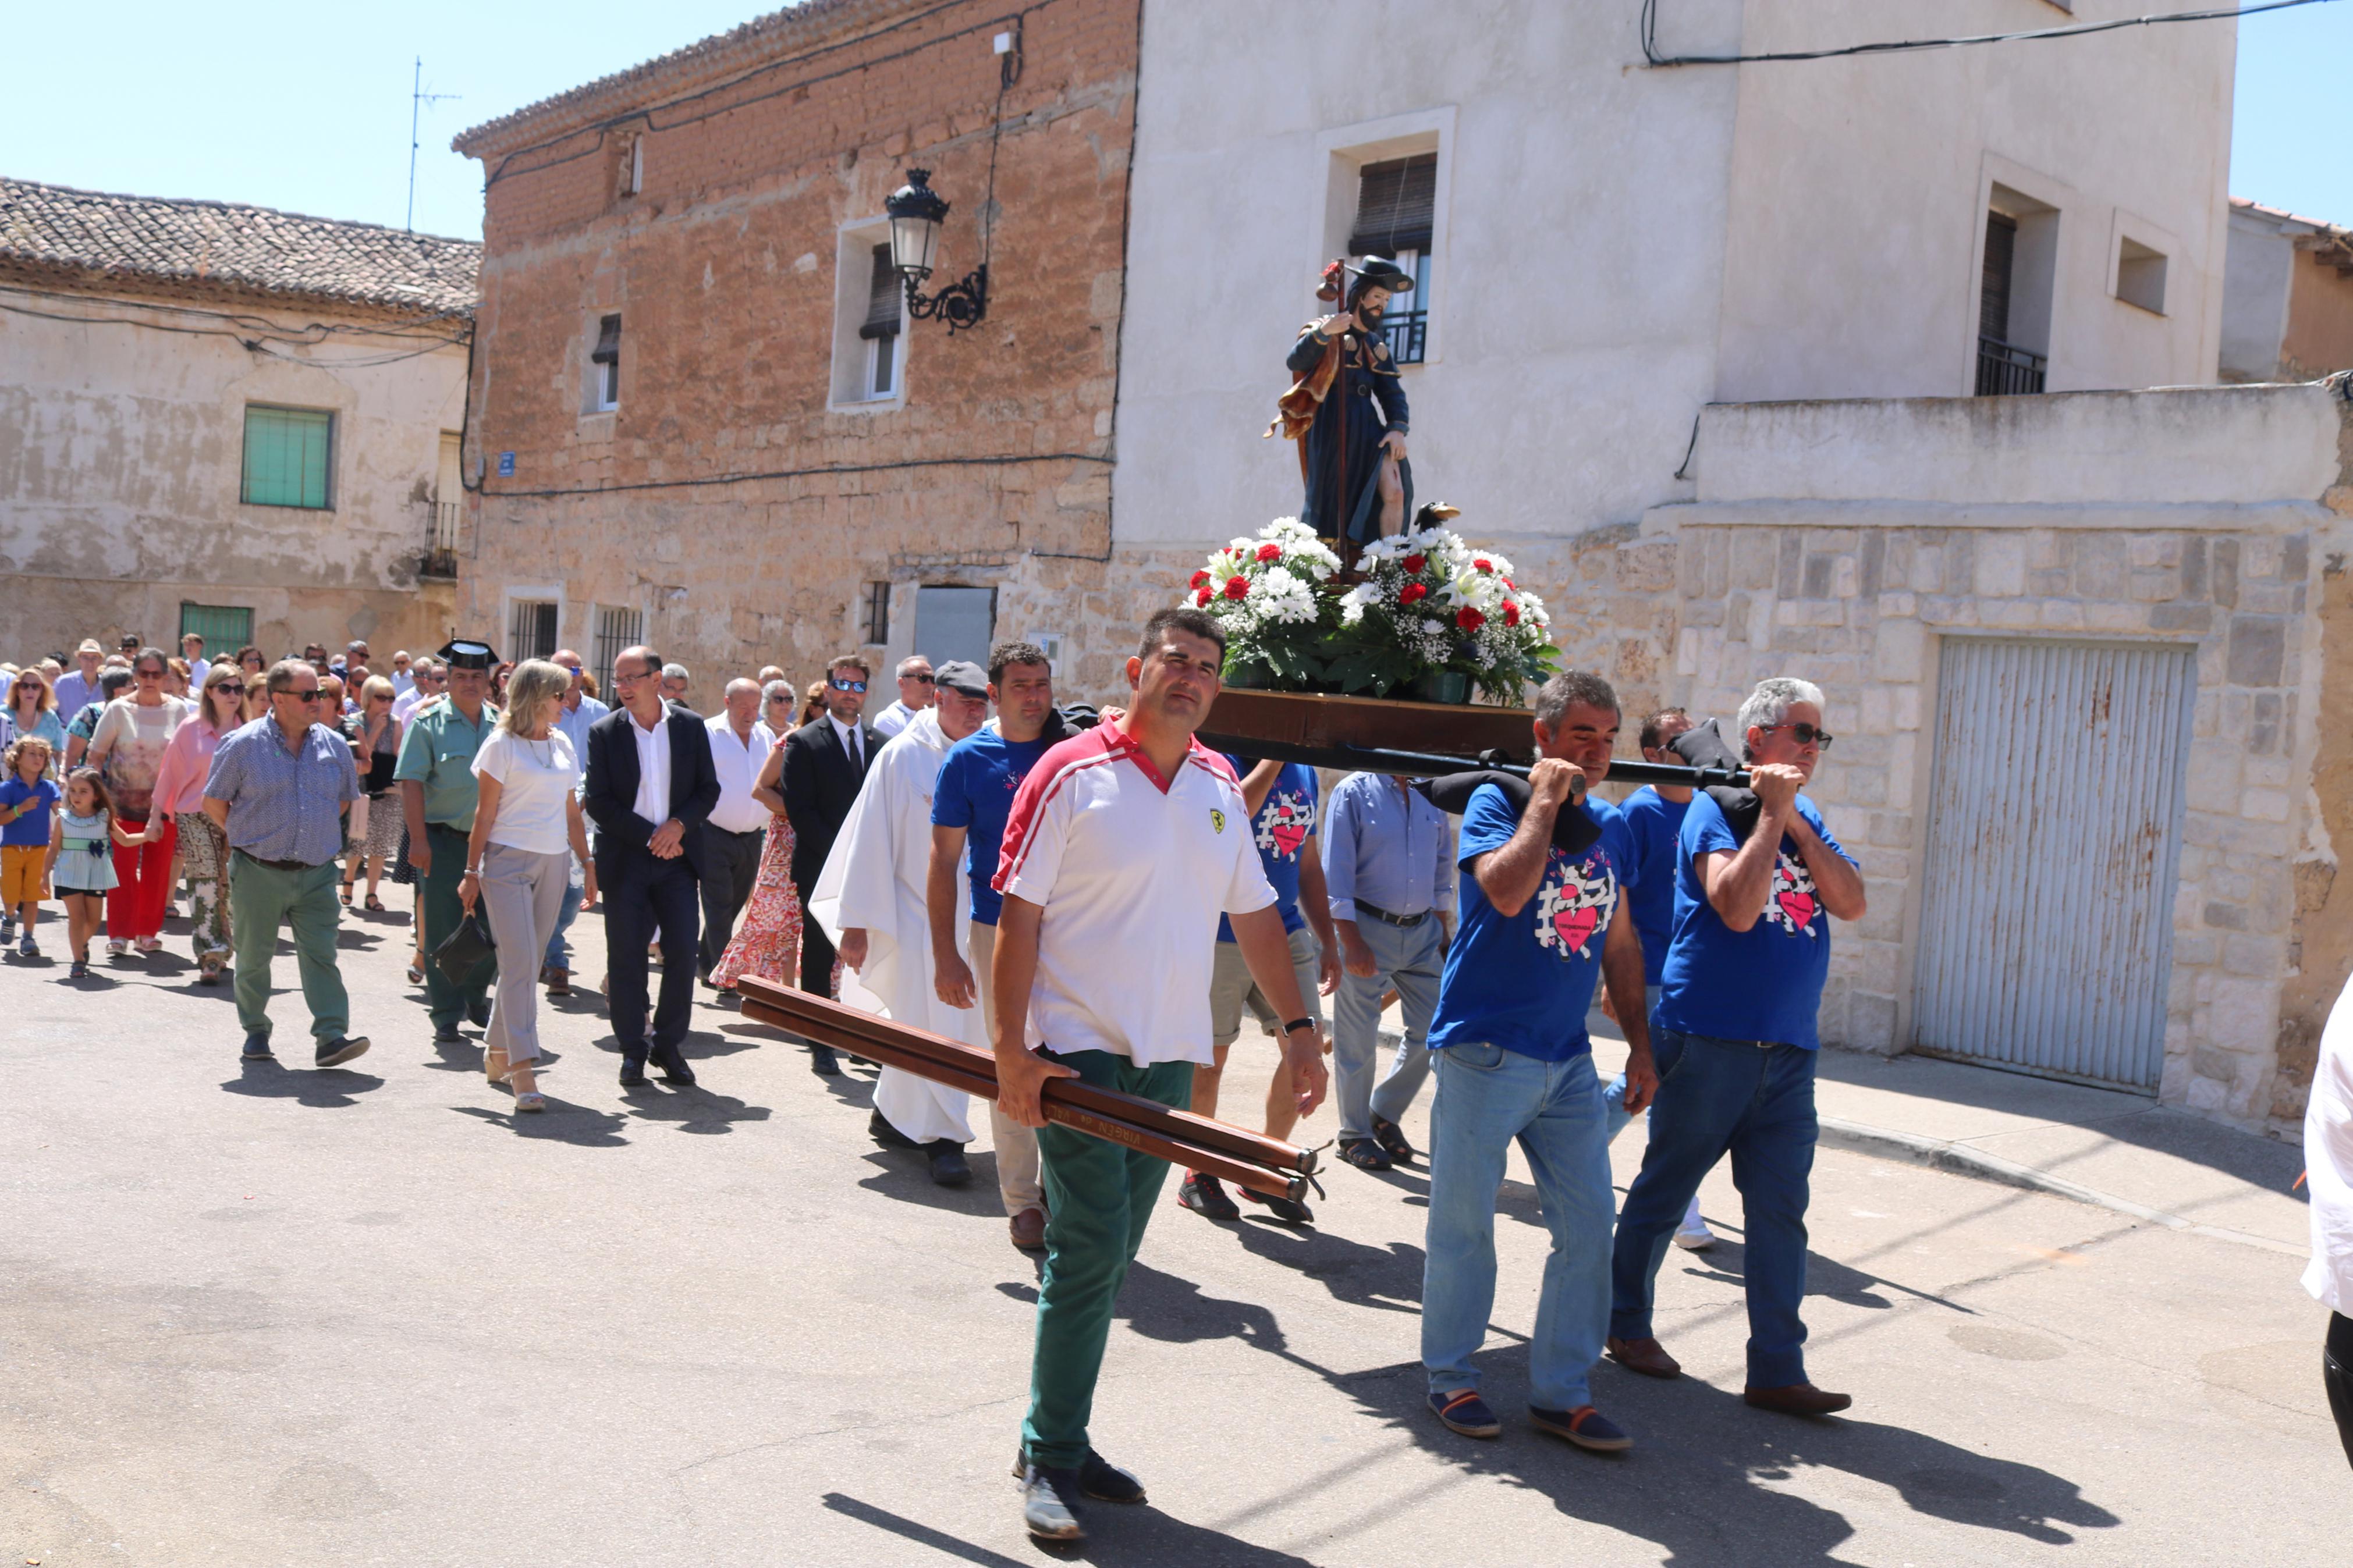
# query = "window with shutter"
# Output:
<box><xmin>589</xmin><ymin>314</ymin><xmax>622</xmax><ymax>411</ymax></box>
<box><xmin>240</xmin><ymin>406</ymin><xmax>333</xmax><ymax>509</ymax></box>
<box><xmin>860</xmin><ymin>245</ymin><xmax>903</xmax><ymax>340</ymax></box>
<box><xmin>1347</xmin><ymin>154</ymin><xmax>1436</xmax><ymax>257</ymax></box>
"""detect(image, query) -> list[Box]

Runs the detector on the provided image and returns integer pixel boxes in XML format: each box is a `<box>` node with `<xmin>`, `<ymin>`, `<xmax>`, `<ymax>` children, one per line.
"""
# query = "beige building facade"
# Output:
<box><xmin>0</xmin><ymin>177</ymin><xmax>476</xmax><ymax>662</ymax></box>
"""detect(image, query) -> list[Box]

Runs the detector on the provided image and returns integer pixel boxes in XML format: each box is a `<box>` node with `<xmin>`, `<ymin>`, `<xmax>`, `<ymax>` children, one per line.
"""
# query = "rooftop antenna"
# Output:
<box><xmin>407</xmin><ymin>57</ymin><xmax>460</xmax><ymax>232</ymax></box>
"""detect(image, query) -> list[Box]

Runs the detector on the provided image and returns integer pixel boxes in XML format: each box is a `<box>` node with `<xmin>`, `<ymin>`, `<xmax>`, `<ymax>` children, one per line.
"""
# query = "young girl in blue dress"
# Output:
<box><xmin>52</xmin><ymin>768</ymin><xmax>141</xmax><ymax>980</ymax></box>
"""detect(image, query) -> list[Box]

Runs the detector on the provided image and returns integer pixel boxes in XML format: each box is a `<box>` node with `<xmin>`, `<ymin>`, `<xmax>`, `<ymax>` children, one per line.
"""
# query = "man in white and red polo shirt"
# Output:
<box><xmin>989</xmin><ymin>605</ymin><xmax>1330</xmax><ymax>1545</ymax></box>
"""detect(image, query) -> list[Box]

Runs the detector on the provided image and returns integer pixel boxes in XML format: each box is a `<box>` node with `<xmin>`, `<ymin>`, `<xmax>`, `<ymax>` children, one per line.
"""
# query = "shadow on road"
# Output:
<box><xmin>218</xmin><ymin>1059</ymin><xmax>384</xmax><ymax>1108</ymax></box>
<box><xmin>452</xmin><ymin>1102</ymin><xmax>630</xmax><ymax>1146</ymax></box>
<box><xmin>821</xmin><ymin>1487</ymin><xmax>1324</xmax><ymax>1566</ymax></box>
<box><xmin>1083</xmin><ymin>1254</ymin><xmax>2115</xmax><ymax>1564</ymax></box>
<box><xmin>620</xmin><ymin>1081</ymin><xmax>773</xmax><ymax>1136</ymax></box>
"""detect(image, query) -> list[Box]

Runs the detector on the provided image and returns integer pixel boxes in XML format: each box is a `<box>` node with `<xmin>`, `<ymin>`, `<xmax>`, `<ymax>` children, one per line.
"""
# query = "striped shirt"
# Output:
<box><xmin>993</xmin><ymin>721</ymin><xmax>1275</xmax><ymax>1066</ymax></box>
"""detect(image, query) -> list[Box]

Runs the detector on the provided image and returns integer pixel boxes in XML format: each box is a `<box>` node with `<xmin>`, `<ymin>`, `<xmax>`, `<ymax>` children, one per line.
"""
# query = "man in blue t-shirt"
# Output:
<box><xmin>1602</xmin><ymin>707</ymin><xmax>1716</xmax><ymax>1251</ymax></box>
<box><xmin>1607</xmin><ymin>676</ymin><xmax>1866</xmax><ymax>1418</ymax></box>
<box><xmin>1419</xmin><ymin>671</ymin><xmax>1657</xmax><ymax>1456</ymax></box>
<box><xmin>928</xmin><ymin>641</ymin><xmax>1061</xmax><ymax>1252</ymax></box>
<box><xmin>1176</xmin><ymin>756</ymin><xmax>1337</xmax><ymax>1226</ymax></box>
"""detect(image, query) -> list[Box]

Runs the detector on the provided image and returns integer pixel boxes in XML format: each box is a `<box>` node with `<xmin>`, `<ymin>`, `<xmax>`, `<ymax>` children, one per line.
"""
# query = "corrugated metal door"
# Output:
<box><xmin>1912</xmin><ymin>638</ymin><xmax>2195</xmax><ymax>1090</ymax></box>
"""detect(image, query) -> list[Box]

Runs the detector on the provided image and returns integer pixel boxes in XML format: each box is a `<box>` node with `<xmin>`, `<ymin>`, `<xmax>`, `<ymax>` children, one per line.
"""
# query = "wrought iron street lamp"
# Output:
<box><xmin>886</xmin><ymin>168</ymin><xmax>988</xmax><ymax>333</ymax></box>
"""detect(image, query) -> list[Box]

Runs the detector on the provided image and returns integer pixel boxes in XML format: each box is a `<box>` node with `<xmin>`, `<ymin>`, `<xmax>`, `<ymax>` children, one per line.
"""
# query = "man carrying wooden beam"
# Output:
<box><xmin>988</xmin><ymin>606</ymin><xmax>1330</xmax><ymax>1545</ymax></box>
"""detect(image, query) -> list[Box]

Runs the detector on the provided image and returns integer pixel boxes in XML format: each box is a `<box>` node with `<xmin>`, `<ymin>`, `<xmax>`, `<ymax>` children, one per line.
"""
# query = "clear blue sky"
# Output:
<box><xmin>2</xmin><ymin>2</ymin><xmax>2347</xmax><ymax>240</ymax></box>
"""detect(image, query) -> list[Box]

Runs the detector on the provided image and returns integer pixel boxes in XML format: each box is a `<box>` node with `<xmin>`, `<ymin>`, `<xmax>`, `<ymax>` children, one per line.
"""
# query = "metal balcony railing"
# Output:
<box><xmin>1976</xmin><ymin>336</ymin><xmax>2047</xmax><ymax>396</ymax></box>
<box><xmin>1376</xmin><ymin>308</ymin><xmax>1428</xmax><ymax>367</ymax></box>
<box><xmin>421</xmin><ymin>499</ymin><xmax>462</xmax><ymax>578</ymax></box>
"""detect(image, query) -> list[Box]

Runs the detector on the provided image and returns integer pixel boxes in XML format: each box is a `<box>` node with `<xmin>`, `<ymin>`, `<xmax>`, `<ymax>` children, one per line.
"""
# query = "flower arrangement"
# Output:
<box><xmin>1185</xmin><ymin>517</ymin><xmax>1559</xmax><ymax>703</ymax></box>
<box><xmin>1333</xmin><ymin>525</ymin><xmax>1557</xmax><ymax>702</ymax></box>
<box><xmin>1188</xmin><ymin>517</ymin><xmax>1343</xmax><ymax>688</ymax></box>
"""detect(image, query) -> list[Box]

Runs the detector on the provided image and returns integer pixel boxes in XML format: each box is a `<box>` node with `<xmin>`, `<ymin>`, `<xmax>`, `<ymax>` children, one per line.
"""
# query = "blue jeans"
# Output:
<box><xmin>1421</xmin><ymin>1045</ymin><xmax>1614</xmax><ymax>1412</ymax></box>
<box><xmin>1599</xmin><ymin>982</ymin><xmax>1666</xmax><ymax>1140</ymax></box>
<box><xmin>1610</xmin><ymin>1029</ymin><xmax>1819</xmax><ymax>1388</ymax></box>
<box><xmin>1331</xmin><ymin>914</ymin><xmax>1444</xmax><ymax>1139</ymax></box>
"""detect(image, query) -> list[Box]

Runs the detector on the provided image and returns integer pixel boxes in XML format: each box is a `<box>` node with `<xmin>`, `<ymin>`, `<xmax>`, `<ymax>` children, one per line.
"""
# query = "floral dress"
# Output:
<box><xmin>711</xmin><ymin>810</ymin><xmax>807</xmax><ymax>991</ymax></box>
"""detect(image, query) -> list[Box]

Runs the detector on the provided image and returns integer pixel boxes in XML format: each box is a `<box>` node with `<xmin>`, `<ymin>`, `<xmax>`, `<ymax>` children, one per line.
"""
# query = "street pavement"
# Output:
<box><xmin>1</xmin><ymin>899</ymin><xmax>2347</xmax><ymax>1566</ymax></box>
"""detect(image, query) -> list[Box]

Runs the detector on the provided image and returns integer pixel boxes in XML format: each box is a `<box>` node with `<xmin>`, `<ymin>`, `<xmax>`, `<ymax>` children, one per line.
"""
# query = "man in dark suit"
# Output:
<box><xmin>584</xmin><ymin>644</ymin><xmax>721</xmax><ymax>1087</ymax></box>
<box><xmin>781</xmin><ymin>653</ymin><xmax>882</xmax><ymax>1076</ymax></box>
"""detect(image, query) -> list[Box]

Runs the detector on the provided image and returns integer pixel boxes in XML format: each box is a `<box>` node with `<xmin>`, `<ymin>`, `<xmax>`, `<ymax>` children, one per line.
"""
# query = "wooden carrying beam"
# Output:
<box><xmin>735</xmin><ymin>979</ymin><xmax>1316</xmax><ymax>1202</ymax></box>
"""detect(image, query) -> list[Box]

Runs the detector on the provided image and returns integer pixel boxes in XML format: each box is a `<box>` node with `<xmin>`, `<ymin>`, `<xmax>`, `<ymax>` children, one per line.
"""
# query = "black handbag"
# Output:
<box><xmin>434</xmin><ymin>908</ymin><xmax>496</xmax><ymax>981</ymax></box>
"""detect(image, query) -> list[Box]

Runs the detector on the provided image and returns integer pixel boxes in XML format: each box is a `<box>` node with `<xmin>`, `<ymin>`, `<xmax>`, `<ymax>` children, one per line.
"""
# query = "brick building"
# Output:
<box><xmin>449</xmin><ymin>0</ymin><xmax>1137</xmax><ymax>684</ymax></box>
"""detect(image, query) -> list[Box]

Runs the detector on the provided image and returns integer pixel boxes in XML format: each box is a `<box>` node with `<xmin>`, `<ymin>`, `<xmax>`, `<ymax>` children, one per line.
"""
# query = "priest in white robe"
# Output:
<box><xmin>809</xmin><ymin>662</ymin><xmax>994</xmax><ymax>1184</ymax></box>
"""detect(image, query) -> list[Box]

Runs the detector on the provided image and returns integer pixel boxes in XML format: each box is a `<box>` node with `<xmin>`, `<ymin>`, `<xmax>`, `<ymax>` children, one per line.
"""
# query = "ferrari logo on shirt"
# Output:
<box><xmin>1210</xmin><ymin>809</ymin><xmax>1226</xmax><ymax>834</ymax></box>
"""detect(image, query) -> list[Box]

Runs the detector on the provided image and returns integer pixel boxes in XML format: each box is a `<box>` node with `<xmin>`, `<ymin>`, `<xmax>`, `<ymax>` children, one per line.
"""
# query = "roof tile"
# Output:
<box><xmin>0</xmin><ymin>175</ymin><xmax>480</xmax><ymax>314</ymax></box>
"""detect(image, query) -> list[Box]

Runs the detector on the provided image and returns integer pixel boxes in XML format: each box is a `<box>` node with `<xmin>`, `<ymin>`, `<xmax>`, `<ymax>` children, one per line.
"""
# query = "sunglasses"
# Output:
<box><xmin>1758</xmin><ymin>722</ymin><xmax>1834</xmax><ymax>750</ymax></box>
<box><xmin>829</xmin><ymin>678</ymin><xmax>868</xmax><ymax>694</ymax></box>
<box><xmin>906</xmin><ymin>673</ymin><xmax>935</xmax><ymax>685</ymax></box>
<box><xmin>135</xmin><ymin>667</ymin><xmax>165</xmax><ymax>678</ymax></box>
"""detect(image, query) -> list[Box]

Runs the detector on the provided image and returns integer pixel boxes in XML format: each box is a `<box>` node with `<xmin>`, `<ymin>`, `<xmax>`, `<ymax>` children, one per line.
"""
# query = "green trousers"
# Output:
<box><xmin>422</xmin><ymin>823</ymin><xmax>496</xmax><ymax>1030</ymax></box>
<box><xmin>1021</xmin><ymin>1048</ymin><xmax>1194</xmax><ymax>1470</ymax></box>
<box><xmin>230</xmin><ymin>854</ymin><xmax>348</xmax><ymax>1043</ymax></box>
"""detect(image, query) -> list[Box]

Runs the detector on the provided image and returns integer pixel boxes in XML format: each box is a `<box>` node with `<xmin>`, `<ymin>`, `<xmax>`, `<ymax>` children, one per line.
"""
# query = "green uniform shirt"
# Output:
<box><xmin>393</xmin><ymin>698</ymin><xmax>499</xmax><ymax>832</ymax></box>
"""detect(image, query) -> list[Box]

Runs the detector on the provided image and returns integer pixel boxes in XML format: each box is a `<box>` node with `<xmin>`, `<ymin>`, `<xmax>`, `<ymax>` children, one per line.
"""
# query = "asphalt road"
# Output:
<box><xmin>1</xmin><ymin>901</ymin><xmax>2345</xmax><ymax>1565</ymax></box>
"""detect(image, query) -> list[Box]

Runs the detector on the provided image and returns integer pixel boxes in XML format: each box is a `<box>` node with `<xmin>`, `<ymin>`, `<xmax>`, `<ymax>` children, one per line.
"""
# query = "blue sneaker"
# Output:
<box><xmin>1429</xmin><ymin>1389</ymin><xmax>1502</xmax><ymax>1438</ymax></box>
<box><xmin>241</xmin><ymin>1032</ymin><xmax>275</xmax><ymax>1060</ymax></box>
<box><xmin>1530</xmin><ymin>1403</ymin><xmax>1633</xmax><ymax>1452</ymax></box>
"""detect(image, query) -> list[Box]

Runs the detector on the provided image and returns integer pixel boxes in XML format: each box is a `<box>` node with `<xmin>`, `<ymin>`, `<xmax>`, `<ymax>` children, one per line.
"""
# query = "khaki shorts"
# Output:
<box><xmin>1209</xmin><ymin>925</ymin><xmax>1323</xmax><ymax>1050</ymax></box>
<box><xmin>1</xmin><ymin>844</ymin><xmax>49</xmax><ymax>906</ymax></box>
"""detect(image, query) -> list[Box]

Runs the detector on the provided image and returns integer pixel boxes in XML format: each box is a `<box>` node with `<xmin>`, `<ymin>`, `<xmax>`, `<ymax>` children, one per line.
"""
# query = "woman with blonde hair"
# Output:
<box><xmin>150</xmin><ymin>665</ymin><xmax>249</xmax><ymax>980</ymax></box>
<box><xmin>341</xmin><ymin>675</ymin><xmax>404</xmax><ymax>911</ymax></box>
<box><xmin>5</xmin><ymin>668</ymin><xmax>67</xmax><ymax>773</ymax></box>
<box><xmin>457</xmin><ymin>659</ymin><xmax>597</xmax><ymax>1111</ymax></box>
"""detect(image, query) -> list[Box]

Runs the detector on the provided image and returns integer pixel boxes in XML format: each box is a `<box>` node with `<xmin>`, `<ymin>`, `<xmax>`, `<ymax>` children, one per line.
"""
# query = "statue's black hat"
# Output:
<box><xmin>1346</xmin><ymin>255</ymin><xmax>1415</xmax><ymax>294</ymax></box>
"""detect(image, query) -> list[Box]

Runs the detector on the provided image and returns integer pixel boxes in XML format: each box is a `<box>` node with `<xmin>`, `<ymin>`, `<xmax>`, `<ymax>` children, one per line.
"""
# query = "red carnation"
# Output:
<box><xmin>1398</xmin><ymin>582</ymin><xmax>1429</xmax><ymax>607</ymax></box>
<box><xmin>1255</xmin><ymin>542</ymin><xmax>1283</xmax><ymax>563</ymax></box>
<box><xmin>1402</xmin><ymin>553</ymin><xmax>1427</xmax><ymax>575</ymax></box>
<box><xmin>1503</xmin><ymin>577</ymin><xmax>1516</xmax><ymax>590</ymax></box>
<box><xmin>1223</xmin><ymin>575</ymin><xmax>1250</xmax><ymax>600</ymax></box>
<box><xmin>1195</xmin><ymin>586</ymin><xmax>1213</xmax><ymax>607</ymax></box>
<box><xmin>1191</xmin><ymin>569</ymin><xmax>1211</xmax><ymax>588</ymax></box>
<box><xmin>1473</xmin><ymin>556</ymin><xmax>1493</xmax><ymax>571</ymax></box>
<box><xmin>1502</xmin><ymin>601</ymin><xmax>1521</xmax><ymax>627</ymax></box>
<box><xmin>1457</xmin><ymin>606</ymin><xmax>1485</xmax><ymax>631</ymax></box>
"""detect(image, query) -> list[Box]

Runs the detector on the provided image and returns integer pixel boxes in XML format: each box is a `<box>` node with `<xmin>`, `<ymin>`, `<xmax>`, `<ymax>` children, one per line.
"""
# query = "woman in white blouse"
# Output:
<box><xmin>460</xmin><ymin>660</ymin><xmax>597</xmax><ymax>1111</ymax></box>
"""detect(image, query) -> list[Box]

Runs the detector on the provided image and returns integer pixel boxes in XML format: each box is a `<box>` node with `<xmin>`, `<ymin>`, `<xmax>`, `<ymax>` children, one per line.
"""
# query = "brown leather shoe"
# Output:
<box><xmin>1744</xmin><ymin>1382</ymin><xmax>1853</xmax><ymax>1416</ymax></box>
<box><xmin>1606</xmin><ymin>1336</ymin><xmax>1681</xmax><ymax>1379</ymax></box>
<box><xmin>1009</xmin><ymin>1207</ymin><xmax>1048</xmax><ymax>1251</ymax></box>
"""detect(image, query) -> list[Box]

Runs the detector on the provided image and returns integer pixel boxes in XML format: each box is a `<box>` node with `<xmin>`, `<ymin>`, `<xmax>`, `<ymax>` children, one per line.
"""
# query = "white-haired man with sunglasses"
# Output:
<box><xmin>1606</xmin><ymin>675</ymin><xmax>1866</xmax><ymax>1417</ymax></box>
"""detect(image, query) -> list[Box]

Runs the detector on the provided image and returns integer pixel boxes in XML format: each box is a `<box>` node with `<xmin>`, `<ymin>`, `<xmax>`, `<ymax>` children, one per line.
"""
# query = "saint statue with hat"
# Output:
<box><xmin>1266</xmin><ymin>254</ymin><xmax>1414</xmax><ymax>554</ymax></box>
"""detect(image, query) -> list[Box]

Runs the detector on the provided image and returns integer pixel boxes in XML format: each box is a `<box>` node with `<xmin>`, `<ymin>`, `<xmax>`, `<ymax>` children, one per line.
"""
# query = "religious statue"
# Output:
<box><xmin>1266</xmin><ymin>255</ymin><xmax>1414</xmax><ymax>553</ymax></box>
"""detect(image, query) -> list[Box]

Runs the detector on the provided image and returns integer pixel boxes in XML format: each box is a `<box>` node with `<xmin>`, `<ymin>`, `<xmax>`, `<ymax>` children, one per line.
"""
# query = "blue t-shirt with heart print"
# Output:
<box><xmin>1656</xmin><ymin>790</ymin><xmax>1857</xmax><ymax>1050</ymax></box>
<box><xmin>1428</xmin><ymin>783</ymin><xmax>1631</xmax><ymax>1061</ymax></box>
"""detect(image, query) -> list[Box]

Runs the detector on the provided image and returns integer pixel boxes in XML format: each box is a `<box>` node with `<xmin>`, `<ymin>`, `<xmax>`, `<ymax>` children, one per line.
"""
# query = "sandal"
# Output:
<box><xmin>406</xmin><ymin>960</ymin><xmax>424</xmax><ymax>986</ymax></box>
<box><xmin>197</xmin><ymin>950</ymin><xmax>225</xmax><ymax>985</ymax></box>
<box><xmin>512</xmin><ymin>1091</ymin><xmax>547</xmax><ymax>1113</ymax></box>
<box><xmin>485</xmin><ymin>1048</ymin><xmax>509</xmax><ymax>1085</ymax></box>
<box><xmin>339</xmin><ymin>883</ymin><xmax>353</xmax><ymax>908</ymax></box>
<box><xmin>364</xmin><ymin>894</ymin><xmax>384</xmax><ymax>912</ymax></box>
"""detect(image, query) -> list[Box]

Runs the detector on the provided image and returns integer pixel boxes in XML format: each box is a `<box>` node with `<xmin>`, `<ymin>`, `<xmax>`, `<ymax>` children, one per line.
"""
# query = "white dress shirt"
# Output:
<box><xmin>706</xmin><ymin>713</ymin><xmax>776</xmax><ymax>833</ymax></box>
<box><xmin>629</xmin><ymin>706</ymin><xmax>672</xmax><ymax>827</ymax></box>
<box><xmin>828</xmin><ymin>711</ymin><xmax>864</xmax><ymax>771</ymax></box>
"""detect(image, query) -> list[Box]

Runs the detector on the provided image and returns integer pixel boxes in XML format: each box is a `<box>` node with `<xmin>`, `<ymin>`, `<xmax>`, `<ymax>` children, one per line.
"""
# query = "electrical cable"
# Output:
<box><xmin>475</xmin><ymin>449</ymin><xmax>1112</xmax><ymax>503</ymax></box>
<box><xmin>1639</xmin><ymin>0</ymin><xmax>2341</xmax><ymax>66</ymax></box>
<box><xmin>0</xmin><ymin>282</ymin><xmax>470</xmax><ymax>346</ymax></box>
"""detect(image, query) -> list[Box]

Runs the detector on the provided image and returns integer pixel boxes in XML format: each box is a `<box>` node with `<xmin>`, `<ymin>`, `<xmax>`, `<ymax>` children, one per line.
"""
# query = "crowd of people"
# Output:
<box><xmin>3</xmin><ymin>614</ymin><xmax>1889</xmax><ymax>1545</ymax></box>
